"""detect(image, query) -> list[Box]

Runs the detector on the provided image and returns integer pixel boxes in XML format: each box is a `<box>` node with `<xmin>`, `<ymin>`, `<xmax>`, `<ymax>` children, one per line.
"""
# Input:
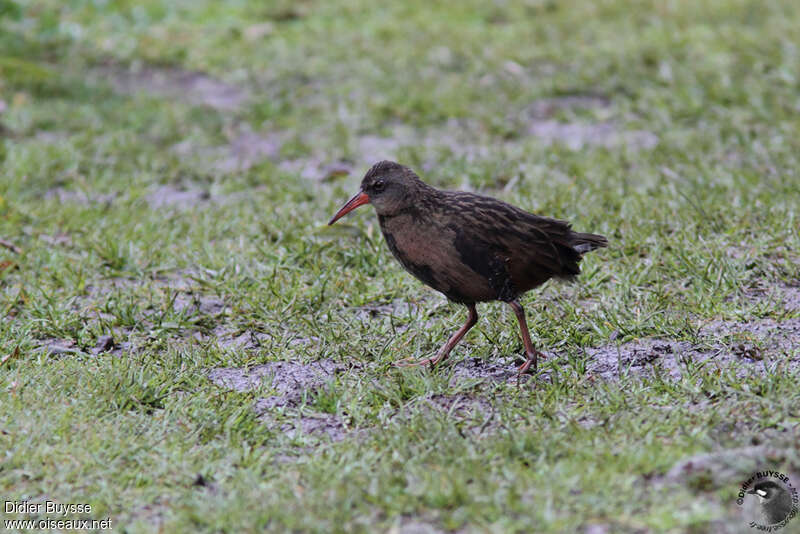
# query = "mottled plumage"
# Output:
<box><xmin>329</xmin><ymin>160</ymin><xmax>608</xmax><ymax>374</ymax></box>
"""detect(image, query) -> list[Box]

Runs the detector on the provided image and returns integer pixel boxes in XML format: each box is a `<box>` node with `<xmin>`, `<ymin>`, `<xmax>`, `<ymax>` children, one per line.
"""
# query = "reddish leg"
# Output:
<box><xmin>509</xmin><ymin>300</ymin><xmax>545</xmax><ymax>376</ymax></box>
<box><xmin>395</xmin><ymin>304</ymin><xmax>478</xmax><ymax>368</ymax></box>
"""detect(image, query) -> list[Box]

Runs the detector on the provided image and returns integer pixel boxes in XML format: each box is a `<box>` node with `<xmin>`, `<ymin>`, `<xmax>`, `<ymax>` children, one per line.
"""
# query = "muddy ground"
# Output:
<box><xmin>203</xmin><ymin>282</ymin><xmax>799</xmax><ymax>442</ymax></box>
<box><xmin>33</xmin><ymin>268</ymin><xmax>799</xmax><ymax>443</ymax></box>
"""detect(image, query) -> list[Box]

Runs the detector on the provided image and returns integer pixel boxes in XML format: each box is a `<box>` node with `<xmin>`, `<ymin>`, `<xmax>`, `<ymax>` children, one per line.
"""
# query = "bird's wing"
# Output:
<box><xmin>444</xmin><ymin>192</ymin><xmax>575</xmax><ymax>276</ymax></box>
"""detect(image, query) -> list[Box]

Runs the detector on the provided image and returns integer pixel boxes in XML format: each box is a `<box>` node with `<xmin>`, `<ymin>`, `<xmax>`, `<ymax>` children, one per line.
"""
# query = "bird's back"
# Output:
<box><xmin>440</xmin><ymin>191</ymin><xmax>607</xmax><ymax>296</ymax></box>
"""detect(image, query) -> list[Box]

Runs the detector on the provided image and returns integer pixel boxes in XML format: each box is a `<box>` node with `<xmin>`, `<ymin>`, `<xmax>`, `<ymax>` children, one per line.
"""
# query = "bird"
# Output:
<box><xmin>747</xmin><ymin>480</ymin><xmax>794</xmax><ymax>526</ymax></box>
<box><xmin>328</xmin><ymin>160</ymin><xmax>608</xmax><ymax>376</ymax></box>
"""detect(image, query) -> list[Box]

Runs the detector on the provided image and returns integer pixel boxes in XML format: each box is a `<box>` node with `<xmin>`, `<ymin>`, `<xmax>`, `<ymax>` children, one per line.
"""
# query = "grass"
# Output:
<box><xmin>1</xmin><ymin>0</ymin><xmax>800</xmax><ymax>532</ymax></box>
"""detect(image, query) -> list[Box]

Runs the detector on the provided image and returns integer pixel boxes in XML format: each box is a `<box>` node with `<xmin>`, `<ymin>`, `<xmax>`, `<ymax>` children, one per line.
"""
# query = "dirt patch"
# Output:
<box><xmin>521</xmin><ymin>94</ymin><xmax>658</xmax><ymax>151</ymax></box>
<box><xmin>277</xmin><ymin>158</ymin><xmax>340</xmax><ymax>181</ymax></box>
<box><xmin>33</xmin><ymin>335</ymin><xmax>133</xmax><ymax>358</ymax></box>
<box><xmin>700</xmin><ymin>317</ymin><xmax>800</xmax><ymax>359</ymax></box>
<box><xmin>243</xmin><ymin>22</ymin><xmax>276</xmax><ymax>41</ymax></box>
<box><xmin>198</xmin><ymin>327</ymin><xmax>314</xmax><ymax>353</ymax></box>
<box><xmin>209</xmin><ymin>359</ymin><xmax>348</xmax><ymax>440</ymax></box>
<box><xmin>582</xmin><ymin>339</ymin><xmax>714</xmax><ymax>381</ymax></box>
<box><xmin>272</xmin><ymin>95</ymin><xmax>650</xmax><ymax>181</ymax></box>
<box><xmin>278</xmin><ymin>159</ymin><xmax>354</xmax><ymax>182</ymax></box>
<box><xmin>262</xmin><ymin>409</ymin><xmax>347</xmax><ymax>441</ymax></box>
<box><xmin>580</xmin><ymin>316</ymin><xmax>800</xmax><ymax>382</ymax></box>
<box><xmin>277</xmin><ymin>123</ymin><xmax>449</xmax><ymax>181</ymax></box>
<box><xmin>438</xmin><ymin>313</ymin><xmax>799</xmax><ymax>386</ymax></box>
<box><xmin>38</xmin><ymin>232</ymin><xmax>73</xmax><ymax>247</ymax></box>
<box><xmin>580</xmin><ymin>292</ymin><xmax>800</xmax><ymax>380</ymax></box>
<box><xmin>214</xmin><ymin>128</ymin><xmax>282</xmax><ymax>172</ymax></box>
<box><xmin>171</xmin><ymin>125</ymin><xmax>284</xmax><ymax>174</ymax></box>
<box><xmin>145</xmin><ymin>185</ymin><xmax>210</xmax><ymax>209</ymax></box>
<box><xmin>35</xmin><ymin>130</ymin><xmax>69</xmax><ymax>144</ymax></box>
<box><xmin>352</xmin><ymin>299</ymin><xmax>422</xmax><ymax>321</ymax></box>
<box><xmin>172</xmin><ymin>292</ymin><xmax>226</xmax><ymax>316</ymax></box>
<box><xmin>727</xmin><ymin>282</ymin><xmax>800</xmax><ymax>313</ymax></box>
<box><xmin>44</xmin><ymin>188</ymin><xmax>117</xmax><ymax>206</ymax></box>
<box><xmin>35</xmin><ymin>338</ymin><xmax>83</xmax><ymax>357</ymax></box>
<box><xmin>151</xmin><ymin>269</ymin><xmax>204</xmax><ymax>291</ymax></box>
<box><xmin>762</xmin><ymin>283</ymin><xmax>800</xmax><ymax>312</ymax></box>
<box><xmin>350</xmin><ymin>115</ymin><xmax>657</xmax><ymax>172</ymax></box>
<box><xmin>525</xmin><ymin>94</ymin><xmax>611</xmax><ymax>119</ymax></box>
<box><xmin>202</xmin><ymin>327</ymin><xmax>271</xmax><ymax>351</ymax></box>
<box><xmin>98</xmin><ymin>65</ymin><xmax>249</xmax><ymax>111</ymax></box>
<box><xmin>357</xmin><ymin>129</ymin><xmax>416</xmax><ymax>161</ymax></box>
<box><xmin>785</xmin><ymin>286</ymin><xmax>800</xmax><ymax>312</ymax></box>
<box><xmin>106</xmin><ymin>339</ymin><xmax>134</xmax><ymax>357</ymax></box>
<box><xmin>391</xmin><ymin>519</ymin><xmax>445</xmax><ymax>534</ymax></box>
<box><xmin>83</xmin><ymin>273</ymin><xmax>186</xmax><ymax>299</ymax></box>
<box><xmin>209</xmin><ymin>359</ymin><xmax>342</xmax><ymax>400</ymax></box>
<box><xmin>143</xmin><ymin>183</ymin><xmax>269</xmax><ymax>210</ymax></box>
<box><xmin>526</xmin><ymin>120</ymin><xmax>658</xmax><ymax>151</ymax></box>
<box><xmin>92</xmin><ymin>335</ymin><xmax>115</xmax><ymax>354</ymax></box>
<box><xmin>46</xmin><ymin>182</ymin><xmax>250</xmax><ymax>210</ymax></box>
<box><xmin>450</xmin><ymin>355</ymin><xmax>520</xmax><ymax>384</ymax></box>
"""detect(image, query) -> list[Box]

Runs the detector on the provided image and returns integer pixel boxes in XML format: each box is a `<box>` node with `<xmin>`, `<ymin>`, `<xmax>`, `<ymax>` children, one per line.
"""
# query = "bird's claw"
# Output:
<box><xmin>515</xmin><ymin>350</ymin><xmax>546</xmax><ymax>384</ymax></box>
<box><xmin>516</xmin><ymin>359</ymin><xmax>536</xmax><ymax>375</ymax></box>
<box><xmin>393</xmin><ymin>356</ymin><xmax>439</xmax><ymax>368</ymax></box>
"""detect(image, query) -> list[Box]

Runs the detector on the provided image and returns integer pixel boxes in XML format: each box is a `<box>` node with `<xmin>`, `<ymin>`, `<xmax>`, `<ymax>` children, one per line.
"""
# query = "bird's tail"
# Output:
<box><xmin>570</xmin><ymin>232</ymin><xmax>608</xmax><ymax>254</ymax></box>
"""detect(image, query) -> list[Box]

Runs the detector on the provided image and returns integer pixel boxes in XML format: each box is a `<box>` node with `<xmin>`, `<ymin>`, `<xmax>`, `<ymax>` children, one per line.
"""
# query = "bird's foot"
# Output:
<box><xmin>515</xmin><ymin>350</ymin><xmax>546</xmax><ymax>379</ymax></box>
<box><xmin>393</xmin><ymin>355</ymin><xmax>443</xmax><ymax>368</ymax></box>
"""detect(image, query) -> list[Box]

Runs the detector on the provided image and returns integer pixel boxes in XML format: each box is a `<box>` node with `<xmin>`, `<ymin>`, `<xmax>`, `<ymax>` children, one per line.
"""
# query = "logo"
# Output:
<box><xmin>737</xmin><ymin>471</ymin><xmax>799</xmax><ymax>531</ymax></box>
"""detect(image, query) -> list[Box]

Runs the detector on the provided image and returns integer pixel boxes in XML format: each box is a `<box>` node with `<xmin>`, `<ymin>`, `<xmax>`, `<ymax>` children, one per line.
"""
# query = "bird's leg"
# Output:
<box><xmin>509</xmin><ymin>300</ymin><xmax>545</xmax><ymax>376</ymax></box>
<box><xmin>394</xmin><ymin>304</ymin><xmax>478</xmax><ymax>368</ymax></box>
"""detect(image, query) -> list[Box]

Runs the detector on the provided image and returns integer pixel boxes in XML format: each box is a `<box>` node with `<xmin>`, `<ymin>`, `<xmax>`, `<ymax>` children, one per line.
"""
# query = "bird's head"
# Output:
<box><xmin>328</xmin><ymin>161</ymin><xmax>421</xmax><ymax>224</ymax></box>
<box><xmin>747</xmin><ymin>480</ymin><xmax>785</xmax><ymax>503</ymax></box>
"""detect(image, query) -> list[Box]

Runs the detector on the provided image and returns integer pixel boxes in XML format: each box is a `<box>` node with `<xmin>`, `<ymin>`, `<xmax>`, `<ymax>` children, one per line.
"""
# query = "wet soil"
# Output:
<box><xmin>97</xmin><ymin>64</ymin><xmax>249</xmax><ymax>111</ymax></box>
<box><xmin>208</xmin><ymin>359</ymin><xmax>348</xmax><ymax>440</ymax></box>
<box><xmin>526</xmin><ymin>120</ymin><xmax>659</xmax><ymax>151</ymax></box>
<box><xmin>94</xmin><ymin>62</ymin><xmax>660</xmax><ymax>185</ymax></box>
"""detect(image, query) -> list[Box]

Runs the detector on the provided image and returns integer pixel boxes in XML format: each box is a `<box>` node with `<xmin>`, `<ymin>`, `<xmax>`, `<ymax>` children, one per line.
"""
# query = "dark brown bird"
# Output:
<box><xmin>329</xmin><ymin>161</ymin><xmax>607</xmax><ymax>375</ymax></box>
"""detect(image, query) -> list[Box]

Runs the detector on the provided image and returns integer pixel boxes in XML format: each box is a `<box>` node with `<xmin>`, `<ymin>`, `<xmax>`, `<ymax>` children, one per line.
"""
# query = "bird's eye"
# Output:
<box><xmin>373</xmin><ymin>180</ymin><xmax>385</xmax><ymax>192</ymax></box>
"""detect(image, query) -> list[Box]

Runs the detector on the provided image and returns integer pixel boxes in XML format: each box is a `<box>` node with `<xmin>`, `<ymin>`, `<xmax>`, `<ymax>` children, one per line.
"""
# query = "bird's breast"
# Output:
<box><xmin>377</xmin><ymin>213</ymin><xmax>501</xmax><ymax>303</ymax></box>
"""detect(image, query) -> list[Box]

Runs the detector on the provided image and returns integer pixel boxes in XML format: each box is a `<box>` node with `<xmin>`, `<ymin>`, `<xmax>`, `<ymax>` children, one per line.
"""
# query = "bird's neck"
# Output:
<box><xmin>376</xmin><ymin>183</ymin><xmax>443</xmax><ymax>221</ymax></box>
<box><xmin>377</xmin><ymin>205</ymin><xmax>424</xmax><ymax>226</ymax></box>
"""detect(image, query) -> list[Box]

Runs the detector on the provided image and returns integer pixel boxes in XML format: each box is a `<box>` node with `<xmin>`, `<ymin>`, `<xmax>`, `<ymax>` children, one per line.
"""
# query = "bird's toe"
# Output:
<box><xmin>393</xmin><ymin>356</ymin><xmax>437</xmax><ymax>368</ymax></box>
